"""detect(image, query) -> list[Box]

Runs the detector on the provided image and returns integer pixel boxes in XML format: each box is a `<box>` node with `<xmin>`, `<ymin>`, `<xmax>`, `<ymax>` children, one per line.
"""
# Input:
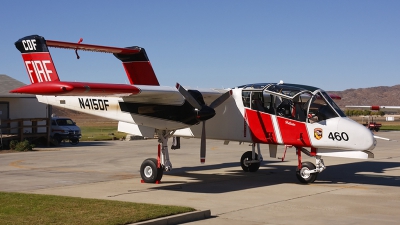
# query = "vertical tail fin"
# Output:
<box><xmin>114</xmin><ymin>47</ymin><xmax>159</xmax><ymax>86</ymax></box>
<box><xmin>15</xmin><ymin>35</ymin><xmax>60</xmax><ymax>84</ymax></box>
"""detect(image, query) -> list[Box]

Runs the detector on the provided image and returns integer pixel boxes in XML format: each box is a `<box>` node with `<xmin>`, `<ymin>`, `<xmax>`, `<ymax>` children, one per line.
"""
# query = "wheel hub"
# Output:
<box><xmin>243</xmin><ymin>158</ymin><xmax>250</xmax><ymax>167</ymax></box>
<box><xmin>300</xmin><ymin>167</ymin><xmax>311</xmax><ymax>179</ymax></box>
<box><xmin>144</xmin><ymin>166</ymin><xmax>153</xmax><ymax>178</ymax></box>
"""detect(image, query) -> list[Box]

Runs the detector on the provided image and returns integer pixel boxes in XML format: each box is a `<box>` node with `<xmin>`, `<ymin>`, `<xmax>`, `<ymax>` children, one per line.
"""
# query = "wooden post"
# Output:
<box><xmin>18</xmin><ymin>120</ymin><xmax>23</xmax><ymax>141</ymax></box>
<box><xmin>47</xmin><ymin>105</ymin><xmax>52</xmax><ymax>147</ymax></box>
<box><xmin>32</xmin><ymin>121</ymin><xmax>37</xmax><ymax>134</ymax></box>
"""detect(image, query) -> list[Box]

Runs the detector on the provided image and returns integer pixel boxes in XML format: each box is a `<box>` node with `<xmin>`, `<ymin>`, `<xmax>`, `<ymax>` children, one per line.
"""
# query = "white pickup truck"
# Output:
<box><xmin>50</xmin><ymin>117</ymin><xmax>82</xmax><ymax>145</ymax></box>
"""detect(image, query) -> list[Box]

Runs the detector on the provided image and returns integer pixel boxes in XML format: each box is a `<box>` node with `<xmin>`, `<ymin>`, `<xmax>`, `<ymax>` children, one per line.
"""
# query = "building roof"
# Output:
<box><xmin>0</xmin><ymin>74</ymin><xmax>35</xmax><ymax>98</ymax></box>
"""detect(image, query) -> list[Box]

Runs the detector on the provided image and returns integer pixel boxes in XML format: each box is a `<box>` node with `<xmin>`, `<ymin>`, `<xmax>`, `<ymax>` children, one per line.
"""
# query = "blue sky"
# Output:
<box><xmin>1</xmin><ymin>1</ymin><xmax>399</xmax><ymax>91</ymax></box>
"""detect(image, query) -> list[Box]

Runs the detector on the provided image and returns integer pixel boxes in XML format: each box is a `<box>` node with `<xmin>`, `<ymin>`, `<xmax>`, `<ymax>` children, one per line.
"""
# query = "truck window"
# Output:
<box><xmin>56</xmin><ymin>119</ymin><xmax>75</xmax><ymax>126</ymax></box>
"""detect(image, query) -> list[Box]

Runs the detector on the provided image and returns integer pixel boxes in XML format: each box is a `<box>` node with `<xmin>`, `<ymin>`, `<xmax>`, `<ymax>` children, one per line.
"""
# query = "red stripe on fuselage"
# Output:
<box><xmin>276</xmin><ymin>117</ymin><xmax>311</xmax><ymax>147</ymax></box>
<box><xmin>245</xmin><ymin>109</ymin><xmax>277</xmax><ymax>144</ymax></box>
<box><xmin>245</xmin><ymin>108</ymin><xmax>312</xmax><ymax>147</ymax></box>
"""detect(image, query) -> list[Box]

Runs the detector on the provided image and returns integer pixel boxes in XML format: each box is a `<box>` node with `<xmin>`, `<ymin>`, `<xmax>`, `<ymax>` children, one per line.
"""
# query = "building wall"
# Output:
<box><xmin>0</xmin><ymin>97</ymin><xmax>48</xmax><ymax>133</ymax></box>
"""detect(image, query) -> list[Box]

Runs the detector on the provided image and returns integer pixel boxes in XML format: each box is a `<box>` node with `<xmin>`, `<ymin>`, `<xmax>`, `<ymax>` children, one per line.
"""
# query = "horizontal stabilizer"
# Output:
<box><xmin>46</xmin><ymin>40</ymin><xmax>141</xmax><ymax>54</ymax></box>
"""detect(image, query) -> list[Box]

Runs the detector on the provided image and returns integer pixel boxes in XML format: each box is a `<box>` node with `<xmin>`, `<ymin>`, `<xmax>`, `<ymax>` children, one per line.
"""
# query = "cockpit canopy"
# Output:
<box><xmin>238</xmin><ymin>82</ymin><xmax>345</xmax><ymax>123</ymax></box>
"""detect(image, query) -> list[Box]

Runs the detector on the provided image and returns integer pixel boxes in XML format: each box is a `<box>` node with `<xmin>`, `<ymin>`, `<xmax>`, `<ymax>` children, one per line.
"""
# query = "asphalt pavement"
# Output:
<box><xmin>1</xmin><ymin>131</ymin><xmax>400</xmax><ymax>224</ymax></box>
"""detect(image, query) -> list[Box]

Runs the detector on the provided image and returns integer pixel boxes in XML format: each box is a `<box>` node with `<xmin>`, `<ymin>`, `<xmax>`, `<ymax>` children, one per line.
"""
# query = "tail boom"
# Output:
<box><xmin>10</xmin><ymin>81</ymin><xmax>141</xmax><ymax>96</ymax></box>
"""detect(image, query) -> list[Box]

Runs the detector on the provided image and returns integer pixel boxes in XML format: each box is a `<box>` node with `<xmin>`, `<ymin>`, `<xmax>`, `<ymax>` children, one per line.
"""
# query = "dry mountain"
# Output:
<box><xmin>328</xmin><ymin>84</ymin><xmax>400</xmax><ymax>109</ymax></box>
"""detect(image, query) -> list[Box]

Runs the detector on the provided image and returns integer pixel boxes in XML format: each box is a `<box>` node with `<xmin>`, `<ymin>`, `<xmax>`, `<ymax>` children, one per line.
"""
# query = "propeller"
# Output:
<box><xmin>176</xmin><ymin>83</ymin><xmax>232</xmax><ymax>163</ymax></box>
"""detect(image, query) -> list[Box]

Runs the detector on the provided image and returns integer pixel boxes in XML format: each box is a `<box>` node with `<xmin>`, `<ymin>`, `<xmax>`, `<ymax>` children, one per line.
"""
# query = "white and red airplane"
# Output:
<box><xmin>12</xmin><ymin>35</ymin><xmax>377</xmax><ymax>184</ymax></box>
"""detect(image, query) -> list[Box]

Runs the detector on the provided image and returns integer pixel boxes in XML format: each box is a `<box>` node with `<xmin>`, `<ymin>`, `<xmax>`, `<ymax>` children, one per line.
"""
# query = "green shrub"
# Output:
<box><xmin>9</xmin><ymin>140</ymin><xmax>18</xmax><ymax>150</ymax></box>
<box><xmin>14</xmin><ymin>140</ymin><xmax>34</xmax><ymax>151</ymax></box>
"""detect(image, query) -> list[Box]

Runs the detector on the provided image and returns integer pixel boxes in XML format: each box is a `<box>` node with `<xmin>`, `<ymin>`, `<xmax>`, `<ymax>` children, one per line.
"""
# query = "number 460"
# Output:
<box><xmin>328</xmin><ymin>132</ymin><xmax>349</xmax><ymax>141</ymax></box>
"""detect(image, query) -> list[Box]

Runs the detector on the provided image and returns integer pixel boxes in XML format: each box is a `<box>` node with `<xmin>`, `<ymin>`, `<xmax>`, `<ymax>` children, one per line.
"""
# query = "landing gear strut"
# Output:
<box><xmin>140</xmin><ymin>130</ymin><xmax>174</xmax><ymax>183</ymax></box>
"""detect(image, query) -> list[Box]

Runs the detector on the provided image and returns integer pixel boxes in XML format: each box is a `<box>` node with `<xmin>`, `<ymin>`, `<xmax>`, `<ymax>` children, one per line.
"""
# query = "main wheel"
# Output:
<box><xmin>296</xmin><ymin>161</ymin><xmax>318</xmax><ymax>184</ymax></box>
<box><xmin>240</xmin><ymin>151</ymin><xmax>260</xmax><ymax>172</ymax></box>
<box><xmin>140</xmin><ymin>158</ymin><xmax>163</xmax><ymax>183</ymax></box>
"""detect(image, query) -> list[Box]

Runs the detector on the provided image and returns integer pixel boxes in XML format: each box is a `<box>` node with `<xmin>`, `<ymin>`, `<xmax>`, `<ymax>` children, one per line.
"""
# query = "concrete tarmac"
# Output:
<box><xmin>1</xmin><ymin>131</ymin><xmax>400</xmax><ymax>224</ymax></box>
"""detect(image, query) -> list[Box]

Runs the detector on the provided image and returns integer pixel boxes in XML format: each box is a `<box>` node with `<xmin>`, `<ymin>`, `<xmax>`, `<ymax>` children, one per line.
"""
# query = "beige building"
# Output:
<box><xmin>0</xmin><ymin>74</ymin><xmax>50</xmax><ymax>135</ymax></box>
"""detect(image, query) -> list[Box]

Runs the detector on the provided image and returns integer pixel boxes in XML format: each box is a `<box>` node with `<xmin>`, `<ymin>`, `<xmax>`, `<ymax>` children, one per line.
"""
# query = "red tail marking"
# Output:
<box><xmin>22</xmin><ymin>53</ymin><xmax>59</xmax><ymax>84</ymax></box>
<box><xmin>122</xmin><ymin>62</ymin><xmax>159</xmax><ymax>85</ymax></box>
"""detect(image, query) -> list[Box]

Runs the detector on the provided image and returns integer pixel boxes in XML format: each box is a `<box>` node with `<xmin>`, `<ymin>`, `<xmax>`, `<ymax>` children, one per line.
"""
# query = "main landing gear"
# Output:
<box><xmin>240</xmin><ymin>143</ymin><xmax>263</xmax><ymax>172</ymax></box>
<box><xmin>140</xmin><ymin>130</ymin><xmax>174</xmax><ymax>183</ymax></box>
<box><xmin>239</xmin><ymin>144</ymin><xmax>326</xmax><ymax>184</ymax></box>
<box><xmin>139</xmin><ymin>134</ymin><xmax>327</xmax><ymax>184</ymax></box>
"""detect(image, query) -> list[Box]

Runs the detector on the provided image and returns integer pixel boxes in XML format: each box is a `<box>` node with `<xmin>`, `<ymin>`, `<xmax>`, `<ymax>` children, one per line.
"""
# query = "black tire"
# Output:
<box><xmin>240</xmin><ymin>151</ymin><xmax>260</xmax><ymax>172</ymax></box>
<box><xmin>69</xmin><ymin>138</ymin><xmax>79</xmax><ymax>145</ymax></box>
<box><xmin>296</xmin><ymin>161</ymin><xmax>318</xmax><ymax>184</ymax></box>
<box><xmin>140</xmin><ymin>158</ymin><xmax>163</xmax><ymax>183</ymax></box>
<box><xmin>52</xmin><ymin>134</ymin><xmax>62</xmax><ymax>146</ymax></box>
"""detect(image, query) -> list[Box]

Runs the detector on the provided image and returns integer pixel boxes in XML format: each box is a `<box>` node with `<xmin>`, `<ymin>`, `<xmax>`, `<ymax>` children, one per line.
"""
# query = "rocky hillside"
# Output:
<box><xmin>328</xmin><ymin>84</ymin><xmax>400</xmax><ymax>109</ymax></box>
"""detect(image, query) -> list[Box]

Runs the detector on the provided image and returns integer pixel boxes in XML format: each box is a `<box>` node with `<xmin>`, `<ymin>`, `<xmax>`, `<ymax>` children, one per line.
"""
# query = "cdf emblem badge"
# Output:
<box><xmin>314</xmin><ymin>128</ymin><xmax>323</xmax><ymax>140</ymax></box>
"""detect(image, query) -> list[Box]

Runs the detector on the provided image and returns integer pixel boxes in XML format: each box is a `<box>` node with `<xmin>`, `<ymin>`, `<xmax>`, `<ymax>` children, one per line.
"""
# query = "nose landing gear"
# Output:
<box><xmin>296</xmin><ymin>147</ymin><xmax>326</xmax><ymax>184</ymax></box>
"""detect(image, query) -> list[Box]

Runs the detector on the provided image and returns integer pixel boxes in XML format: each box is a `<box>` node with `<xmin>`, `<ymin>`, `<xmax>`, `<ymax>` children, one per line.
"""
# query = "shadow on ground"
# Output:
<box><xmin>144</xmin><ymin>160</ymin><xmax>400</xmax><ymax>194</ymax></box>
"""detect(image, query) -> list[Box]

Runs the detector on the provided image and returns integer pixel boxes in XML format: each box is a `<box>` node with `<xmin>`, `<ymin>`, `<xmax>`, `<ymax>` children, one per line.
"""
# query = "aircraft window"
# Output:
<box><xmin>266</xmin><ymin>85</ymin><xmax>304</xmax><ymax>96</ymax></box>
<box><xmin>251</xmin><ymin>92</ymin><xmax>265</xmax><ymax>112</ymax></box>
<box><xmin>321</xmin><ymin>91</ymin><xmax>346</xmax><ymax>117</ymax></box>
<box><xmin>242</xmin><ymin>91</ymin><xmax>251</xmax><ymax>108</ymax></box>
<box><xmin>242</xmin><ymin>90</ymin><xmax>275</xmax><ymax>113</ymax></box>
<box><xmin>275</xmin><ymin>98</ymin><xmax>308</xmax><ymax>122</ymax></box>
<box><xmin>291</xmin><ymin>94</ymin><xmax>311</xmax><ymax>122</ymax></box>
<box><xmin>307</xmin><ymin>93</ymin><xmax>339</xmax><ymax>123</ymax></box>
<box><xmin>276</xmin><ymin>99</ymin><xmax>293</xmax><ymax>118</ymax></box>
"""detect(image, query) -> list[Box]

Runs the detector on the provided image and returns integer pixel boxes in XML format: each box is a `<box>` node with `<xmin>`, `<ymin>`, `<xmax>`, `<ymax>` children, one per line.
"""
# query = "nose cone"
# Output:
<box><xmin>338</xmin><ymin>118</ymin><xmax>376</xmax><ymax>151</ymax></box>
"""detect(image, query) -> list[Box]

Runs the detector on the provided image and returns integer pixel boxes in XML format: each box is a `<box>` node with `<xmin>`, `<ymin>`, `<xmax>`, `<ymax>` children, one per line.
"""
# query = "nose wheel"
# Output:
<box><xmin>296</xmin><ymin>161</ymin><xmax>318</xmax><ymax>183</ymax></box>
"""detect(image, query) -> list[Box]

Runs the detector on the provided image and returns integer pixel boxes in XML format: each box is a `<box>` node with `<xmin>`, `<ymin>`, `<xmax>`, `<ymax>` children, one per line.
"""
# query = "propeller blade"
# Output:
<box><xmin>176</xmin><ymin>83</ymin><xmax>202</xmax><ymax>110</ymax></box>
<box><xmin>200</xmin><ymin>121</ymin><xmax>206</xmax><ymax>164</ymax></box>
<box><xmin>209</xmin><ymin>90</ymin><xmax>232</xmax><ymax>109</ymax></box>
